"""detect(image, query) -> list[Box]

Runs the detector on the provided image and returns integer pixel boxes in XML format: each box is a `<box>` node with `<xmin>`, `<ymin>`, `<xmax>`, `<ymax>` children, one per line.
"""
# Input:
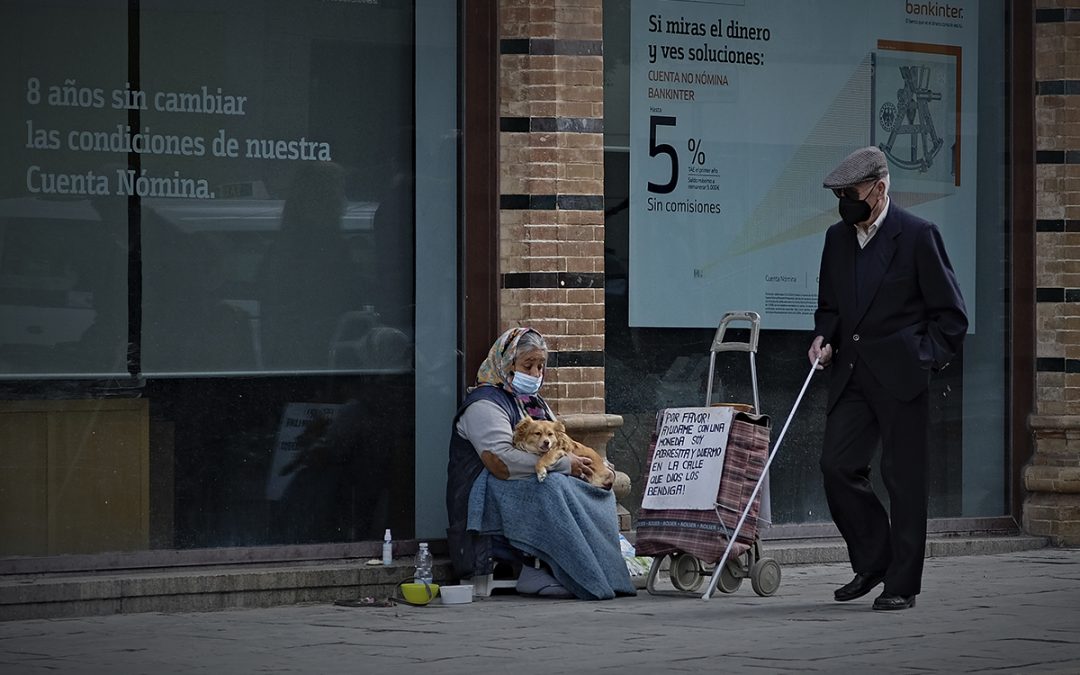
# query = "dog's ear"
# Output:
<box><xmin>555</xmin><ymin>420</ymin><xmax>566</xmax><ymax>434</ymax></box>
<box><xmin>512</xmin><ymin>417</ymin><xmax>529</xmax><ymax>444</ymax></box>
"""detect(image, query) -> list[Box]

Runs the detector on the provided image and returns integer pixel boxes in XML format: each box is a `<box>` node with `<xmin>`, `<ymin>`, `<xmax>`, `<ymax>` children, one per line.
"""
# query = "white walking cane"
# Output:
<box><xmin>701</xmin><ymin>358</ymin><xmax>820</xmax><ymax>600</ymax></box>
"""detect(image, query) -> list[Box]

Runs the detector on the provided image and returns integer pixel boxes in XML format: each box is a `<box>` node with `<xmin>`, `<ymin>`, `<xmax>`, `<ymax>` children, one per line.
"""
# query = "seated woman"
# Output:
<box><xmin>445</xmin><ymin>327</ymin><xmax>635</xmax><ymax>600</ymax></box>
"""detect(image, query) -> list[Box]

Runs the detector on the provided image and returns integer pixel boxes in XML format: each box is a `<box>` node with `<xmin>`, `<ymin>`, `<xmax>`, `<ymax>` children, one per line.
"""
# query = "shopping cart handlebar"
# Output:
<box><xmin>711</xmin><ymin>311</ymin><xmax>761</xmax><ymax>354</ymax></box>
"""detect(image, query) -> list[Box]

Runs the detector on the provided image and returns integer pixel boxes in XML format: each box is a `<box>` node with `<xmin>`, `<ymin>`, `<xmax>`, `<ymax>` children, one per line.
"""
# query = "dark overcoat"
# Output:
<box><xmin>814</xmin><ymin>203</ymin><xmax>968</xmax><ymax>411</ymax></box>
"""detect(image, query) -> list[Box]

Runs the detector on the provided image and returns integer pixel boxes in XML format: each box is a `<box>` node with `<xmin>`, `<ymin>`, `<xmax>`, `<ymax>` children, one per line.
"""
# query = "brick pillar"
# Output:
<box><xmin>1025</xmin><ymin>2</ymin><xmax>1080</xmax><ymax>544</ymax></box>
<box><xmin>498</xmin><ymin>0</ymin><xmax>628</xmax><ymax>521</ymax></box>
<box><xmin>499</xmin><ymin>0</ymin><xmax>606</xmax><ymax>417</ymax></box>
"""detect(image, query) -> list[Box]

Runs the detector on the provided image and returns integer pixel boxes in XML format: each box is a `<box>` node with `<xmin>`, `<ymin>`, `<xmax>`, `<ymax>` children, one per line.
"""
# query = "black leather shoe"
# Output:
<box><xmin>834</xmin><ymin>572</ymin><xmax>885</xmax><ymax>602</ymax></box>
<box><xmin>872</xmin><ymin>593</ymin><xmax>916</xmax><ymax>610</ymax></box>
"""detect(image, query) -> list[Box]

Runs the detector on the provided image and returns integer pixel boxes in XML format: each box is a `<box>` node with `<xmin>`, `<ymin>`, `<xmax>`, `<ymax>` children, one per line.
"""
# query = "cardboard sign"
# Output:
<box><xmin>640</xmin><ymin>406</ymin><xmax>734</xmax><ymax>510</ymax></box>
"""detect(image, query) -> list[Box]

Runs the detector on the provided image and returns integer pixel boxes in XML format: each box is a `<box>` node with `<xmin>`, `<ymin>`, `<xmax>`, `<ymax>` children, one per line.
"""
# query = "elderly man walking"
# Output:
<box><xmin>807</xmin><ymin>146</ymin><xmax>968</xmax><ymax>611</ymax></box>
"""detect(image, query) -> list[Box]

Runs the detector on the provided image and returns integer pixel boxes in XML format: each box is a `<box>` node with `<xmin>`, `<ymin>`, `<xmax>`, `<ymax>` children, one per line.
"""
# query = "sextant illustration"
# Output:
<box><xmin>878</xmin><ymin>64</ymin><xmax>945</xmax><ymax>173</ymax></box>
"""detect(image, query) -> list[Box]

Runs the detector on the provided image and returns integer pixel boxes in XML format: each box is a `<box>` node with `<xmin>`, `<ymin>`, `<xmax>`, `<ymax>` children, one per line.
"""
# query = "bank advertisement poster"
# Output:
<box><xmin>629</xmin><ymin>0</ymin><xmax>978</xmax><ymax>329</ymax></box>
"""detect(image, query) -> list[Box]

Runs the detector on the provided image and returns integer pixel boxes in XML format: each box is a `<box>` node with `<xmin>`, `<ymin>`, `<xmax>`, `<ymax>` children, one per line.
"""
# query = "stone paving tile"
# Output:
<box><xmin>0</xmin><ymin>550</ymin><xmax>1078</xmax><ymax>674</ymax></box>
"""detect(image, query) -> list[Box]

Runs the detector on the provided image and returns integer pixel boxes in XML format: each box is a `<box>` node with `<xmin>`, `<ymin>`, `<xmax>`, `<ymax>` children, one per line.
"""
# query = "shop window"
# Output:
<box><xmin>0</xmin><ymin>0</ymin><xmax>458</xmax><ymax>557</ymax></box>
<box><xmin>603</xmin><ymin>0</ymin><xmax>1010</xmax><ymax>528</ymax></box>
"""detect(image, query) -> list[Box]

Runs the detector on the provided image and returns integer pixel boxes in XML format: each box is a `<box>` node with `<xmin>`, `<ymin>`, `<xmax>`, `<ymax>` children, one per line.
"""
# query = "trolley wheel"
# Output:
<box><xmin>669</xmin><ymin>553</ymin><xmax>704</xmax><ymax>592</ymax></box>
<box><xmin>715</xmin><ymin>556</ymin><xmax>744</xmax><ymax>594</ymax></box>
<box><xmin>750</xmin><ymin>557</ymin><xmax>782</xmax><ymax>597</ymax></box>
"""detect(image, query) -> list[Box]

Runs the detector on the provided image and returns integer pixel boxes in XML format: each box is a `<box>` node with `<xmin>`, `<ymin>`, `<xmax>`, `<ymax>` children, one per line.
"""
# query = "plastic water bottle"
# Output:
<box><xmin>382</xmin><ymin>529</ymin><xmax>393</xmax><ymax>566</ymax></box>
<box><xmin>414</xmin><ymin>542</ymin><xmax>433</xmax><ymax>584</ymax></box>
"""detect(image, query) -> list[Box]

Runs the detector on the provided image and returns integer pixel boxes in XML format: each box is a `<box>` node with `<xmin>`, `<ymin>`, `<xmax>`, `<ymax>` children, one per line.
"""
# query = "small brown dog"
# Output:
<box><xmin>512</xmin><ymin>417</ymin><xmax>614</xmax><ymax>488</ymax></box>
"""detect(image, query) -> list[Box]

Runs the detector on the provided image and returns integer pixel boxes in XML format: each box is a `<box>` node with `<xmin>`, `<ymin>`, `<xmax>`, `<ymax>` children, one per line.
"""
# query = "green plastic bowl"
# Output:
<box><xmin>400</xmin><ymin>582</ymin><xmax>440</xmax><ymax>605</ymax></box>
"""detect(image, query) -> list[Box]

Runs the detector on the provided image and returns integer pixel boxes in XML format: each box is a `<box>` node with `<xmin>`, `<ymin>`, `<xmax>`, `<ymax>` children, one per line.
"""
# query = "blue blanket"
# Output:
<box><xmin>467</xmin><ymin>470</ymin><xmax>636</xmax><ymax>600</ymax></box>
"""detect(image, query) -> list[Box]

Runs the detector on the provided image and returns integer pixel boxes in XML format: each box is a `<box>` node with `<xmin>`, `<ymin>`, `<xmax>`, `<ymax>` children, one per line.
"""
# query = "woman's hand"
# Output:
<box><xmin>568</xmin><ymin>453</ymin><xmax>594</xmax><ymax>480</ymax></box>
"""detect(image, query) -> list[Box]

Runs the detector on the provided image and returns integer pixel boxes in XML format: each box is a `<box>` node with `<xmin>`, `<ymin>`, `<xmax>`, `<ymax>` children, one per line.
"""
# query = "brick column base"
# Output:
<box><xmin>1024</xmin><ymin>415</ymin><xmax>1080</xmax><ymax>544</ymax></box>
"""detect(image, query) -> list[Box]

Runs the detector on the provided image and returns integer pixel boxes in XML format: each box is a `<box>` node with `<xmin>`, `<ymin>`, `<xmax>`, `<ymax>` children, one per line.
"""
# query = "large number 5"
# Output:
<box><xmin>648</xmin><ymin>115</ymin><xmax>678</xmax><ymax>194</ymax></box>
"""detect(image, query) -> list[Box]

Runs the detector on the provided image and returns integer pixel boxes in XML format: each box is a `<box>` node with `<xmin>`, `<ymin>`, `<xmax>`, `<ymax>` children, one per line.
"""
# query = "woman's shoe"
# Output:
<box><xmin>516</xmin><ymin>562</ymin><xmax>573</xmax><ymax>598</ymax></box>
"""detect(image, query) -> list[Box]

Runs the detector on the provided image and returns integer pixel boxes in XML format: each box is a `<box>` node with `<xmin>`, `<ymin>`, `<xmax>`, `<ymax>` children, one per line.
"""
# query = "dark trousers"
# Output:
<box><xmin>820</xmin><ymin>360</ymin><xmax>930</xmax><ymax>596</ymax></box>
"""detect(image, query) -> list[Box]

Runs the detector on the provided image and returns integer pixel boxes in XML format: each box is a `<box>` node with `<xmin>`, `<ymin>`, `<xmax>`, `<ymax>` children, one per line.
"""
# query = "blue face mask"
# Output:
<box><xmin>511</xmin><ymin>371</ymin><xmax>543</xmax><ymax>395</ymax></box>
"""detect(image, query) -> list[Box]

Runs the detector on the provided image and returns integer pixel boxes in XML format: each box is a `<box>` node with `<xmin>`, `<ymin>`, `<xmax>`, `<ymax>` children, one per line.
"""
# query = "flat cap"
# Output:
<box><xmin>822</xmin><ymin>146</ymin><xmax>889</xmax><ymax>189</ymax></box>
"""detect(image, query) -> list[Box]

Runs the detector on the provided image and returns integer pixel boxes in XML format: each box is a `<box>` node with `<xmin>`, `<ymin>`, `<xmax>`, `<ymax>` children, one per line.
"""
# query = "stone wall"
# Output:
<box><xmin>1026</xmin><ymin>1</ymin><xmax>1080</xmax><ymax>544</ymax></box>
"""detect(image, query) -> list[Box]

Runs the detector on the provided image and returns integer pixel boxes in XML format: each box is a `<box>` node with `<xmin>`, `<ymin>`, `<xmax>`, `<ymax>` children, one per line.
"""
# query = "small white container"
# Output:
<box><xmin>439</xmin><ymin>584</ymin><xmax>474</xmax><ymax>605</ymax></box>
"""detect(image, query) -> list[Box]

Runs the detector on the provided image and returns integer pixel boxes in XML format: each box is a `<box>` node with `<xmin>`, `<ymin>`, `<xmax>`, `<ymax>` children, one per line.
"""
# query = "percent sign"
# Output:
<box><xmin>688</xmin><ymin>138</ymin><xmax>706</xmax><ymax>165</ymax></box>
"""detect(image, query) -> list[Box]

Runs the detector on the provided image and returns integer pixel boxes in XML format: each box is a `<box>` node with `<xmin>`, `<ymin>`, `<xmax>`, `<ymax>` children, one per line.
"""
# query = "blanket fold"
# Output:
<box><xmin>467</xmin><ymin>470</ymin><xmax>636</xmax><ymax>600</ymax></box>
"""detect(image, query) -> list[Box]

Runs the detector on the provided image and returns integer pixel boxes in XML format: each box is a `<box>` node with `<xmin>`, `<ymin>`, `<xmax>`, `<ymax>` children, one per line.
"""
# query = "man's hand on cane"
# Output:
<box><xmin>809</xmin><ymin>335</ymin><xmax>833</xmax><ymax>370</ymax></box>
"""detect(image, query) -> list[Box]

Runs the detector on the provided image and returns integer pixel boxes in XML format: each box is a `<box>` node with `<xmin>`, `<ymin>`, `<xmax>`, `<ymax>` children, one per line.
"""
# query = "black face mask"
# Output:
<box><xmin>838</xmin><ymin>194</ymin><xmax>872</xmax><ymax>226</ymax></box>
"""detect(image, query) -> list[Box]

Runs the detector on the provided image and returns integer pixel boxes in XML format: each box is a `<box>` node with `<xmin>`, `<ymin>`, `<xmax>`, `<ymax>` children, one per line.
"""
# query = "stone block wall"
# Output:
<box><xmin>1026</xmin><ymin>1</ymin><xmax>1080</xmax><ymax>544</ymax></box>
<box><xmin>498</xmin><ymin>0</ymin><xmax>607</xmax><ymax>417</ymax></box>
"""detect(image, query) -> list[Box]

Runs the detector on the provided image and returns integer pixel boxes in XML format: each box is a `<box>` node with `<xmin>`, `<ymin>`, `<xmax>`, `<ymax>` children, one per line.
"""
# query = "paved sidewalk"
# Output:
<box><xmin>1</xmin><ymin>548</ymin><xmax>1078</xmax><ymax>674</ymax></box>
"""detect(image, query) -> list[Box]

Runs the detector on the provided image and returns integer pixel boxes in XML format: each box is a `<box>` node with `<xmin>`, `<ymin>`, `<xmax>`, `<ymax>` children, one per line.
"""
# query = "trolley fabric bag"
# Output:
<box><xmin>635</xmin><ymin>409</ymin><xmax>771</xmax><ymax>564</ymax></box>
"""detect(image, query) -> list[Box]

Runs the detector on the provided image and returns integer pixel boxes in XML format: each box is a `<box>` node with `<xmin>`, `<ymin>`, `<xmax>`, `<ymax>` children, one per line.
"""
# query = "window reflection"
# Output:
<box><xmin>0</xmin><ymin>0</ymin><xmax>422</xmax><ymax>555</ymax></box>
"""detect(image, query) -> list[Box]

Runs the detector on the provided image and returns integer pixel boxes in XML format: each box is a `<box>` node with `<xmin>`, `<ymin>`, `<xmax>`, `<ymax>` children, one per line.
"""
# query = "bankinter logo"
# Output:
<box><xmin>906</xmin><ymin>1</ymin><xmax>965</xmax><ymax>20</ymax></box>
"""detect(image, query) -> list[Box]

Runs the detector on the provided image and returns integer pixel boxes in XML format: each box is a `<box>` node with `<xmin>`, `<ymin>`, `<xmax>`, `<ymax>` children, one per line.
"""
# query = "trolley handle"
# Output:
<box><xmin>705</xmin><ymin>311</ymin><xmax>762</xmax><ymax>411</ymax></box>
<box><xmin>710</xmin><ymin>311</ymin><xmax>761</xmax><ymax>354</ymax></box>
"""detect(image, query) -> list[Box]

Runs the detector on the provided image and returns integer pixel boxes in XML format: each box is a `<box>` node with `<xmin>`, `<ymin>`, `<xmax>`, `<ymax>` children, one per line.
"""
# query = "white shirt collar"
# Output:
<box><xmin>855</xmin><ymin>195</ymin><xmax>889</xmax><ymax>248</ymax></box>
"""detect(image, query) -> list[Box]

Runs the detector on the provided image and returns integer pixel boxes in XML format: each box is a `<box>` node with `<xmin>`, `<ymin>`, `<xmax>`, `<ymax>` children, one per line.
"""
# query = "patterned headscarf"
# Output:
<box><xmin>475</xmin><ymin>326</ymin><xmax>545</xmax><ymax>388</ymax></box>
<box><xmin>474</xmin><ymin>327</ymin><xmax>553</xmax><ymax>420</ymax></box>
